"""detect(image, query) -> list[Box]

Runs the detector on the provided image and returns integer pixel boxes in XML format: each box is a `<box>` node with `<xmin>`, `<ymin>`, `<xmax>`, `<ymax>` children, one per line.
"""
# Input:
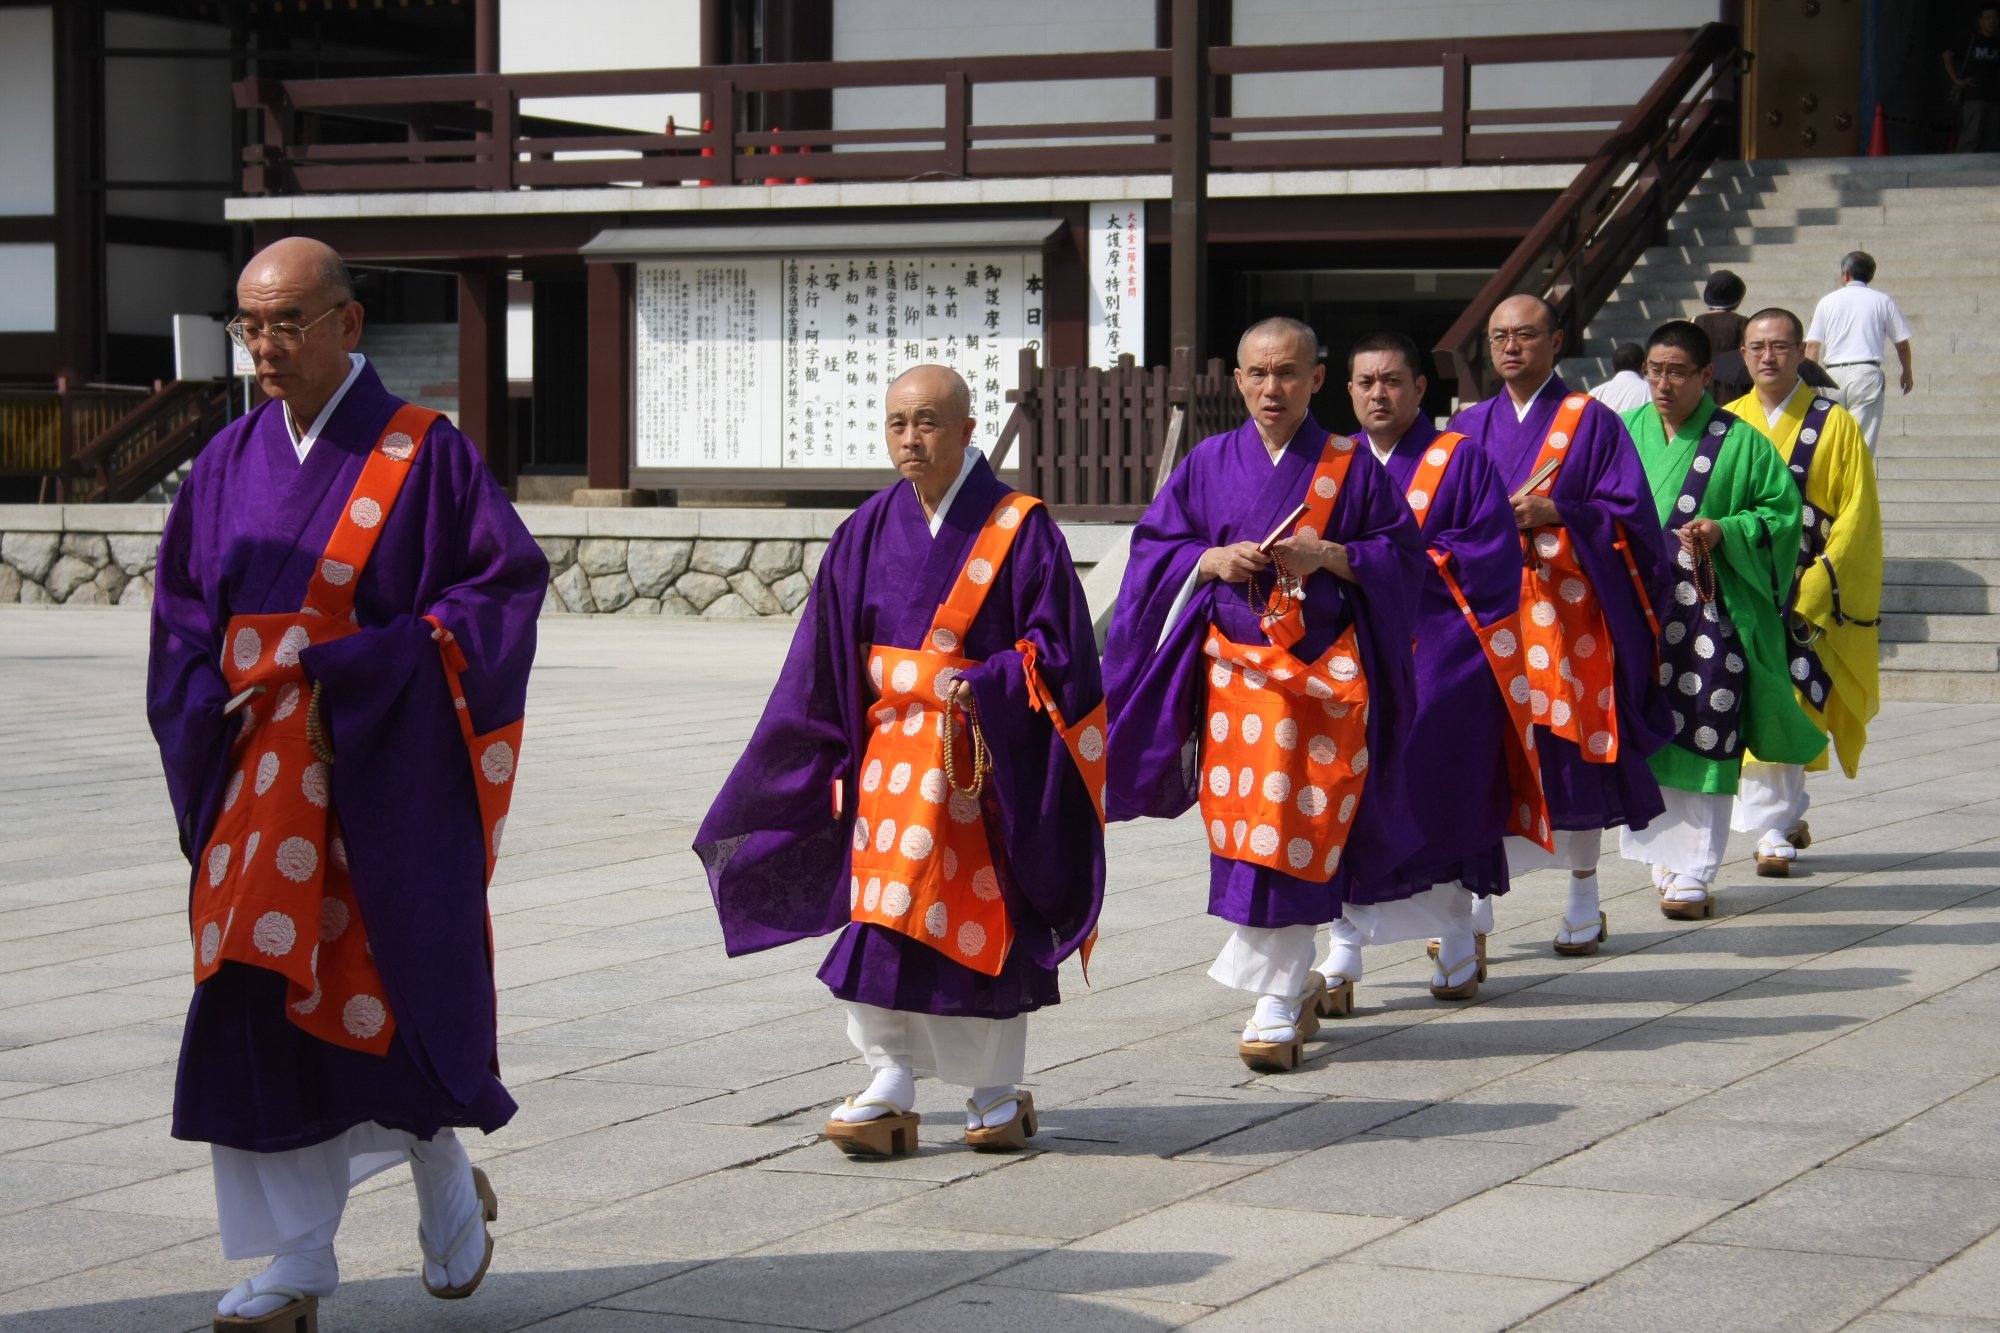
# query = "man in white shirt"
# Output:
<box><xmin>1804</xmin><ymin>251</ymin><xmax>1915</xmax><ymax>450</ymax></box>
<box><xmin>1588</xmin><ymin>342</ymin><xmax>1650</xmax><ymax>414</ymax></box>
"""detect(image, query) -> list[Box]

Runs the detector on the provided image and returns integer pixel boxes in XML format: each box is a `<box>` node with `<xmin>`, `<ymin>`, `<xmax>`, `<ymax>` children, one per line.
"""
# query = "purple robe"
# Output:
<box><xmin>1360</xmin><ymin>417</ymin><xmax>1523</xmax><ymax>897</ymax></box>
<box><xmin>148</xmin><ymin>361</ymin><xmax>545</xmax><ymax>1153</ymax></box>
<box><xmin>1102</xmin><ymin>416</ymin><xmax>1426</xmax><ymax>927</ymax></box>
<box><xmin>1449</xmin><ymin>375</ymin><xmax>1674</xmax><ymax>832</ymax></box>
<box><xmin>695</xmin><ymin>453</ymin><xmax>1104</xmax><ymax>1020</ymax></box>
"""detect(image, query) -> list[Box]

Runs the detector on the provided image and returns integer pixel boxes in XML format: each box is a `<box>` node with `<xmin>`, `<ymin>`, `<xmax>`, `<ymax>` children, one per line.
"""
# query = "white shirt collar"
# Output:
<box><xmin>283</xmin><ymin>353</ymin><xmax>367</xmax><ymax>463</ymax></box>
<box><xmin>923</xmin><ymin>445</ymin><xmax>983</xmax><ymax>536</ymax></box>
<box><xmin>1511</xmin><ymin>373</ymin><xmax>1556</xmax><ymax>422</ymax></box>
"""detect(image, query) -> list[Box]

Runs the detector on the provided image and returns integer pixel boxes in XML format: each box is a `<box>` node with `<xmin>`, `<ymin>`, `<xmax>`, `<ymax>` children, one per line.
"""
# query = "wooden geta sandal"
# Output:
<box><xmin>1552</xmin><ymin>911</ymin><xmax>1608</xmax><ymax>957</ymax></box>
<box><xmin>213</xmin><ymin>1288</ymin><xmax>317</xmax><ymax>1333</ymax></box>
<box><xmin>964</xmin><ymin>1090</ymin><xmax>1037</xmax><ymax>1151</ymax></box>
<box><xmin>1425</xmin><ymin>933</ymin><xmax>1487</xmax><ymax>979</ymax></box>
<box><xmin>422</xmin><ymin>1166</ymin><xmax>498</xmax><ymax>1300</ymax></box>
<box><xmin>1429</xmin><ymin>951</ymin><xmax>1481</xmax><ymax>1001</ymax></box>
<box><xmin>824</xmin><ymin>1099</ymin><xmax>920</xmax><ymax>1157</ymax></box>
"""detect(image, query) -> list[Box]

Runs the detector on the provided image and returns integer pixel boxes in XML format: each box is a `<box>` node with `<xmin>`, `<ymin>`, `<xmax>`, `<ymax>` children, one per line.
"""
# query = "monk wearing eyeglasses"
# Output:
<box><xmin>150</xmin><ymin>237</ymin><xmax>545</xmax><ymax>1330</ymax></box>
<box><xmin>1616</xmin><ymin>320</ymin><xmax>1822</xmax><ymax>917</ymax></box>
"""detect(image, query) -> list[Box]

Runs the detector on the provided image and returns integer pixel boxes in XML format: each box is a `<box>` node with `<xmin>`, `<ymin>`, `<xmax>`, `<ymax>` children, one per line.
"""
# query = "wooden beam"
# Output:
<box><xmin>586</xmin><ymin>261</ymin><xmax>633</xmax><ymax>491</ymax></box>
<box><xmin>54</xmin><ymin>0</ymin><xmax>106</xmax><ymax>386</ymax></box>
<box><xmin>1169</xmin><ymin>0</ymin><xmax>1210</xmax><ymax>369</ymax></box>
<box><xmin>456</xmin><ymin>263</ymin><xmax>513</xmax><ymax>488</ymax></box>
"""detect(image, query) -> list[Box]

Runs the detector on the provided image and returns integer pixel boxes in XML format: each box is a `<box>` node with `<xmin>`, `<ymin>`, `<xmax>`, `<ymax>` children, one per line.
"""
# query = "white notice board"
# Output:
<box><xmin>635</xmin><ymin>252</ymin><xmax>1044</xmax><ymax>471</ymax></box>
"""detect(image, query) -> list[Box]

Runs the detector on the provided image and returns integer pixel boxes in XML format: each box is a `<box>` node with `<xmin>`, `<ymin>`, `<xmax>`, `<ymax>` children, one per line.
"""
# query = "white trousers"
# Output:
<box><xmin>1620</xmin><ymin>787</ymin><xmax>1733</xmax><ymax>884</ymax></box>
<box><xmin>844</xmin><ymin>1002</ymin><xmax>1027</xmax><ymax>1087</ymax></box>
<box><xmin>211</xmin><ymin>1122</ymin><xmax>431</xmax><ymax>1260</ymax></box>
<box><xmin>1731</xmin><ymin>760</ymin><xmax>1809</xmax><ymax>841</ymax></box>
<box><xmin>1505</xmin><ymin>827</ymin><xmax>1606</xmax><ymax>876</ymax></box>
<box><xmin>1208</xmin><ymin>883</ymin><xmax>1481</xmax><ymax>996</ymax></box>
<box><xmin>1827</xmin><ymin>362</ymin><xmax>1885</xmax><ymax>450</ymax></box>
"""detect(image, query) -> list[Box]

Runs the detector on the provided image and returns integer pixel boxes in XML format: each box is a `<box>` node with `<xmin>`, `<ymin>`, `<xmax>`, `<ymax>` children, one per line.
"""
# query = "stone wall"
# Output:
<box><xmin>0</xmin><ymin>504</ymin><xmax>1126</xmax><ymax>617</ymax></box>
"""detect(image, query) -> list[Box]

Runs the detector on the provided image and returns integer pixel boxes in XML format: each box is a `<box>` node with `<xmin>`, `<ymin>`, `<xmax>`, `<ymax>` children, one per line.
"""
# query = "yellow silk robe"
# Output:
<box><xmin>1726</xmin><ymin>385</ymin><xmax>1882</xmax><ymax>776</ymax></box>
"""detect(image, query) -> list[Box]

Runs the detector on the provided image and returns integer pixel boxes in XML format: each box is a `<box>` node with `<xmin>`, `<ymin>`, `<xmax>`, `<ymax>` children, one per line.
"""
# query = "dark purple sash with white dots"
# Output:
<box><xmin>1781</xmin><ymin>395</ymin><xmax>1837</xmax><ymax>711</ymax></box>
<box><xmin>1658</xmin><ymin>408</ymin><xmax>1747</xmax><ymax>761</ymax></box>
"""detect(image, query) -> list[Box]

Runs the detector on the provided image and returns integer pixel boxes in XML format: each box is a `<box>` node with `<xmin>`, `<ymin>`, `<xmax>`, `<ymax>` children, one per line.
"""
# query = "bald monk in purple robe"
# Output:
<box><xmin>1334</xmin><ymin>333</ymin><xmax>1538</xmax><ymax>999</ymax></box>
<box><xmin>698</xmin><ymin>365</ymin><xmax>1103</xmax><ymax>1155</ymax></box>
<box><xmin>1103</xmin><ymin>318</ymin><xmax>1426</xmax><ymax>1070</ymax></box>
<box><xmin>1449</xmin><ymin>294</ymin><xmax>1674</xmax><ymax>953</ymax></box>
<box><xmin>148</xmin><ymin>239</ymin><xmax>545</xmax><ymax>1328</ymax></box>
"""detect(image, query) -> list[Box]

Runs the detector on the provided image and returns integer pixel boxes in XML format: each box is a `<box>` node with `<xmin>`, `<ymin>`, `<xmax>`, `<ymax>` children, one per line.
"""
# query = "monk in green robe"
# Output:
<box><xmin>1616</xmin><ymin>320</ymin><xmax>1824</xmax><ymax>919</ymax></box>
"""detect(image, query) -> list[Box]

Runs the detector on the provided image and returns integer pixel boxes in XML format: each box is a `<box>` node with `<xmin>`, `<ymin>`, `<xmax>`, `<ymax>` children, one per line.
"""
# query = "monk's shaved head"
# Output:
<box><xmin>888</xmin><ymin>364</ymin><xmax>972</xmax><ymax>420</ymax></box>
<box><xmin>1237</xmin><ymin>317</ymin><xmax>1317</xmax><ymax>368</ymax></box>
<box><xmin>240</xmin><ymin>236</ymin><xmax>354</xmax><ymax>309</ymax></box>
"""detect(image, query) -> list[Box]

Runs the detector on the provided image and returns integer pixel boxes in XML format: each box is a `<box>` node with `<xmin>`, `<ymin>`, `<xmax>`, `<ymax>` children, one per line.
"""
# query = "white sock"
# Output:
<box><xmin>1433</xmin><ymin>928</ymin><xmax>1478</xmax><ymax>987</ymax></box>
<box><xmin>1320</xmin><ymin>917</ymin><xmax>1364</xmax><ymax>984</ymax></box>
<box><xmin>1469</xmin><ymin>894</ymin><xmax>1495</xmax><ymax>934</ymax></box>
<box><xmin>1759</xmin><ymin>828</ymin><xmax>1797</xmax><ymax>859</ymax></box>
<box><xmin>410</xmin><ymin>1130</ymin><xmax>484</xmax><ymax>1291</ymax></box>
<box><xmin>1244</xmin><ymin>992</ymin><xmax>1301</xmax><ymax>1043</ymax></box>
<box><xmin>831</xmin><ymin>1065</ymin><xmax>914</xmax><ymax>1122</ymax></box>
<box><xmin>1558</xmin><ymin>872</ymin><xmax>1602</xmax><ymax>944</ymax></box>
<box><xmin>1664</xmin><ymin>873</ymin><xmax>1710</xmax><ymax>902</ymax></box>
<box><xmin>966</xmin><ymin>1084</ymin><xmax>1019</xmax><ymax>1130</ymax></box>
<box><xmin>218</xmin><ymin>1245</ymin><xmax>338</xmax><ymax>1319</ymax></box>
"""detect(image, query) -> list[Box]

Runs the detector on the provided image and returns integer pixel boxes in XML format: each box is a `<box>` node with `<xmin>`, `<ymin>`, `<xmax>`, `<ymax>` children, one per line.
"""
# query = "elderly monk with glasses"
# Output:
<box><xmin>1615</xmin><ymin>320</ymin><xmax>1824</xmax><ymax>918</ymax></box>
<box><xmin>1721</xmin><ymin>310</ymin><xmax>1883</xmax><ymax>878</ymax></box>
<box><xmin>149</xmin><ymin>237</ymin><xmax>546</xmax><ymax>1331</ymax></box>
<box><xmin>1448</xmin><ymin>295</ymin><xmax>1674</xmax><ymax>958</ymax></box>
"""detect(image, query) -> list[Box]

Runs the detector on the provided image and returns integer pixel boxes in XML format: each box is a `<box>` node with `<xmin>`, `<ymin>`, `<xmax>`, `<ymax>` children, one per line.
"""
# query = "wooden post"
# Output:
<box><xmin>712</xmin><ymin>81</ymin><xmax>737</xmax><ymax>185</ymax></box>
<box><xmin>53</xmin><ymin>0</ymin><xmax>106</xmax><ymax>388</ymax></box>
<box><xmin>1169</xmin><ymin>0</ymin><xmax>1210</xmax><ymax>370</ymax></box>
<box><xmin>457</xmin><ymin>264</ymin><xmax>514</xmax><ymax>488</ymax></box>
<box><xmin>943</xmin><ymin>72</ymin><xmax>970</xmax><ymax>178</ymax></box>
<box><xmin>1441</xmin><ymin>52</ymin><xmax>1469</xmax><ymax>168</ymax></box>
<box><xmin>586</xmin><ymin>262</ymin><xmax>633</xmax><ymax>492</ymax></box>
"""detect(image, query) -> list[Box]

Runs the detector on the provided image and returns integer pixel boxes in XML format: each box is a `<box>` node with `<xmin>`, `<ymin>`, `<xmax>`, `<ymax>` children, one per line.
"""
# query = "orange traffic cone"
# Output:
<box><xmin>764</xmin><ymin>125</ymin><xmax>785</xmax><ymax>185</ymax></box>
<box><xmin>795</xmin><ymin>142</ymin><xmax>813</xmax><ymax>186</ymax></box>
<box><xmin>698</xmin><ymin>117</ymin><xmax>714</xmax><ymax>187</ymax></box>
<box><xmin>1868</xmin><ymin>103</ymin><xmax>1887</xmax><ymax>157</ymax></box>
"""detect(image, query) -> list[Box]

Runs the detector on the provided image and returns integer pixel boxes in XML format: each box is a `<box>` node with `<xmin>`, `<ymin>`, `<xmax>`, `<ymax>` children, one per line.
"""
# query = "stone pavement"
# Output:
<box><xmin>3</xmin><ymin>608</ymin><xmax>1999</xmax><ymax>1333</ymax></box>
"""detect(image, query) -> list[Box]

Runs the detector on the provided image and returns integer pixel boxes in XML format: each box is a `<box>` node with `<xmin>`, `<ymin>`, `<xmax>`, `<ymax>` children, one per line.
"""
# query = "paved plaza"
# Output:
<box><xmin>2</xmin><ymin>607</ymin><xmax>1999</xmax><ymax>1332</ymax></box>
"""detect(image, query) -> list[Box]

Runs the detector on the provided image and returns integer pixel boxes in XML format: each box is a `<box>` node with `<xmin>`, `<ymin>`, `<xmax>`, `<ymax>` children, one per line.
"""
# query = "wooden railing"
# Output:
<box><xmin>69</xmin><ymin>380</ymin><xmax>234</xmax><ymax>503</ymax></box>
<box><xmin>233</xmin><ymin>29</ymin><xmax>1702</xmax><ymax>194</ymax></box>
<box><xmin>1010</xmin><ymin>348</ymin><xmax>1240</xmax><ymax>521</ymax></box>
<box><xmin>0</xmin><ymin>385</ymin><xmax>152</xmax><ymax>480</ymax></box>
<box><xmin>1433</xmin><ymin>23</ymin><xmax>1746</xmax><ymax>393</ymax></box>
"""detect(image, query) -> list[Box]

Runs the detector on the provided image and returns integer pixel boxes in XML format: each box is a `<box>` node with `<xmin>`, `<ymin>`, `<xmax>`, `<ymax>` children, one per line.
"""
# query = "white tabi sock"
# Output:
<box><xmin>1244</xmin><ymin>992</ymin><xmax>1302</xmax><ymax>1044</ymax></box>
<box><xmin>1664</xmin><ymin>873</ymin><xmax>1711</xmax><ymax>902</ymax></box>
<box><xmin>1470</xmin><ymin>894</ymin><xmax>1496</xmax><ymax>935</ymax></box>
<box><xmin>1319</xmin><ymin>917</ymin><xmax>1364</xmax><ymax>985</ymax></box>
<box><xmin>1758</xmin><ymin>828</ymin><xmax>1797</xmax><ymax>861</ymax></box>
<box><xmin>217</xmin><ymin>1244</ymin><xmax>338</xmax><ymax>1319</ymax></box>
<box><xmin>1433</xmin><ymin>928</ymin><xmax>1479</xmax><ymax>988</ymax></box>
<box><xmin>830</xmin><ymin>1064</ymin><xmax>915</xmax><ymax>1123</ymax></box>
<box><xmin>409</xmin><ymin>1129</ymin><xmax>484</xmax><ymax>1292</ymax></box>
<box><xmin>966</xmin><ymin>1084</ymin><xmax>1020</xmax><ymax>1130</ymax></box>
<box><xmin>1559</xmin><ymin>872</ymin><xmax>1602</xmax><ymax>945</ymax></box>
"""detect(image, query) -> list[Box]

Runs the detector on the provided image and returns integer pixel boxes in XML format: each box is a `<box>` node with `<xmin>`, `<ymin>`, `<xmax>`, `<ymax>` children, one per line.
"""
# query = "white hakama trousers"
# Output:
<box><xmin>1731</xmin><ymin>760</ymin><xmax>1809</xmax><ymax>842</ymax></box>
<box><xmin>212</xmin><ymin>1122</ymin><xmax>442</xmax><ymax>1259</ymax></box>
<box><xmin>845</xmin><ymin>1002</ymin><xmax>1027</xmax><ymax>1087</ymax></box>
<box><xmin>1620</xmin><ymin>786</ymin><xmax>1733</xmax><ymax>884</ymax></box>
<box><xmin>1827</xmin><ymin>363</ymin><xmax>1885</xmax><ymax>450</ymax></box>
<box><xmin>1209</xmin><ymin>883</ymin><xmax>1483</xmax><ymax>996</ymax></box>
<box><xmin>1505</xmin><ymin>827</ymin><xmax>1606</xmax><ymax>876</ymax></box>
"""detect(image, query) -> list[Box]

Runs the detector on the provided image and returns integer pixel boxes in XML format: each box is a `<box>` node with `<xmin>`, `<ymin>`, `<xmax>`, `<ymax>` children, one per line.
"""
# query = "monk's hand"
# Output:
<box><xmin>946</xmin><ymin>679</ymin><xmax>974</xmax><ymax>712</ymax></box>
<box><xmin>1678</xmin><ymin>518</ymin><xmax>1723</xmax><ymax>554</ymax></box>
<box><xmin>1273</xmin><ymin>534</ymin><xmax>1354</xmax><ymax>583</ymax></box>
<box><xmin>1199</xmin><ymin>541</ymin><xmax>1271</xmax><ymax>584</ymax></box>
<box><xmin>1512</xmin><ymin>493</ymin><xmax>1561</xmax><ymax>530</ymax></box>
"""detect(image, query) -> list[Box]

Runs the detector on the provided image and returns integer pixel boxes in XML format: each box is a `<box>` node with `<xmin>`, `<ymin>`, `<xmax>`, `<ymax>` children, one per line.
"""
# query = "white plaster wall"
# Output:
<box><xmin>831</xmin><ymin>0</ymin><xmax>1154</xmax><ymax>136</ymax></box>
<box><xmin>0</xmin><ymin>8</ymin><xmax>56</xmax><ymax>217</ymax></box>
<box><xmin>503</xmin><ymin>0</ymin><xmax>703</xmax><ymax>136</ymax></box>
<box><xmin>106</xmin><ymin>244</ymin><xmax>231</xmax><ymax>338</ymax></box>
<box><xmin>103</xmin><ymin>13</ymin><xmax>232</xmax><ymax>225</ymax></box>
<box><xmin>0</xmin><ymin>244</ymin><xmax>57</xmax><ymax>333</ymax></box>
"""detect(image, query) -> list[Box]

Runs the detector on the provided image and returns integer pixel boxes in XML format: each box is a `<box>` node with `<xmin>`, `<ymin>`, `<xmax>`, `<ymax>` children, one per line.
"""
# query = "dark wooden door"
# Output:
<box><xmin>1744</xmin><ymin>0</ymin><xmax>1865</xmax><ymax>158</ymax></box>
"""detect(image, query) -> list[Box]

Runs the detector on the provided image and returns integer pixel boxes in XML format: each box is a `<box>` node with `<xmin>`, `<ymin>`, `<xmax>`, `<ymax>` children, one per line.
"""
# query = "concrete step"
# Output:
<box><xmin>1881</xmin><ymin>582</ymin><xmax>2000</xmax><ymax>615</ymax></box>
<box><xmin>1879</xmin><ymin>611</ymin><xmax>2000</xmax><ymax>644</ymax></box>
<box><xmin>1878</xmin><ymin>669</ymin><xmax>2000</xmax><ymax>702</ymax></box>
<box><xmin>1878</xmin><ymin>639</ymin><xmax>2000</xmax><ymax>671</ymax></box>
<box><xmin>1880</xmin><ymin>478</ymin><xmax>2000</xmax><ymax>503</ymax></box>
<box><xmin>1878</xmin><ymin>456</ymin><xmax>2000</xmax><ymax>480</ymax></box>
<box><xmin>1883</xmin><ymin>504</ymin><xmax>2000</xmax><ymax>526</ymax></box>
<box><xmin>1880</xmin><ymin>528</ymin><xmax>2000</xmax><ymax>558</ymax></box>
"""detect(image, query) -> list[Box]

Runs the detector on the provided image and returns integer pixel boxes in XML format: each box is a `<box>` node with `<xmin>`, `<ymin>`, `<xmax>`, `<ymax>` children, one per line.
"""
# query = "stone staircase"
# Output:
<box><xmin>364</xmin><ymin>323</ymin><xmax>460</xmax><ymax>417</ymax></box>
<box><xmin>1577</xmin><ymin>154</ymin><xmax>2000</xmax><ymax>703</ymax></box>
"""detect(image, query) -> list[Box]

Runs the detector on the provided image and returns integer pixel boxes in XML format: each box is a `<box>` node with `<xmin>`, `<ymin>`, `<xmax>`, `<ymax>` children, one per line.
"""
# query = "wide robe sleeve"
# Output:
<box><xmin>294</xmin><ymin>421</ymin><xmax>546</xmax><ymax>1121</ymax></box>
<box><xmin>695</xmin><ymin>518</ymin><xmax>869</xmax><ymax>956</ymax></box>
<box><xmin>1551</xmin><ymin>403</ymin><xmax>1676</xmax><ymax>759</ymax></box>
<box><xmin>1101</xmin><ymin>442</ymin><xmax>1220</xmax><ymax>822</ymax></box>
<box><xmin>1795</xmin><ymin>408</ymin><xmax>1882</xmax><ymax>775</ymax></box>
<box><xmin>956</xmin><ymin>505</ymin><xmax>1106</xmax><ymax>968</ymax></box>
<box><xmin>1427</xmin><ymin>444</ymin><xmax>1526</xmax><ymax>628</ymax></box>
<box><xmin>146</xmin><ymin>445</ymin><xmax>240</xmax><ymax>862</ymax></box>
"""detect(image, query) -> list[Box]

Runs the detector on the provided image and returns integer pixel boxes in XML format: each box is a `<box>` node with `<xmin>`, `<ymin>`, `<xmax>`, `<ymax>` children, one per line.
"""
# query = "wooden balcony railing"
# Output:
<box><xmin>69</xmin><ymin>380</ymin><xmax>234</xmax><ymax>503</ymax></box>
<box><xmin>233</xmin><ymin>29</ymin><xmax>1705</xmax><ymax>195</ymax></box>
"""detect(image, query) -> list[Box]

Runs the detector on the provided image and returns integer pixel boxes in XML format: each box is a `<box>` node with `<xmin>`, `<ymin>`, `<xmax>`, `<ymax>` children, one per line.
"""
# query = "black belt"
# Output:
<box><xmin>1824</xmin><ymin>360</ymin><xmax>1880</xmax><ymax>369</ymax></box>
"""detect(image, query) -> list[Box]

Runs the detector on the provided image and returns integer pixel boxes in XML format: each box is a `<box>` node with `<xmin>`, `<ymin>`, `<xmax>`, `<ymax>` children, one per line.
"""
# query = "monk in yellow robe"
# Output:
<box><xmin>1724</xmin><ymin>308</ymin><xmax>1882</xmax><ymax>875</ymax></box>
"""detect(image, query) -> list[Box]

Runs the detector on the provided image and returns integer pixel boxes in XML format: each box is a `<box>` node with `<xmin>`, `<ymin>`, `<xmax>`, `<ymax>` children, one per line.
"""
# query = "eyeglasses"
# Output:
<box><xmin>1486</xmin><ymin>327</ymin><xmax>1548</xmax><ymax>348</ymax></box>
<box><xmin>1743</xmin><ymin>341</ymin><xmax>1799</xmax><ymax>356</ymax></box>
<box><xmin>226</xmin><ymin>303</ymin><xmax>346</xmax><ymax>351</ymax></box>
<box><xmin>1643</xmin><ymin>362</ymin><xmax>1701</xmax><ymax>386</ymax></box>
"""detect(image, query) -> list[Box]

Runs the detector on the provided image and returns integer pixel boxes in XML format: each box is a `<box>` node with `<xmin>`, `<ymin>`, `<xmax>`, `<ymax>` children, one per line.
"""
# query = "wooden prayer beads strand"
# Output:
<box><xmin>306</xmin><ymin>681</ymin><xmax>336</xmax><ymax>765</ymax></box>
<box><xmin>1690</xmin><ymin>536</ymin><xmax>1720</xmax><ymax>605</ymax></box>
<box><xmin>1247</xmin><ymin>550</ymin><xmax>1297</xmax><ymax>622</ymax></box>
<box><xmin>941</xmin><ymin>699</ymin><xmax>991</xmax><ymax>799</ymax></box>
